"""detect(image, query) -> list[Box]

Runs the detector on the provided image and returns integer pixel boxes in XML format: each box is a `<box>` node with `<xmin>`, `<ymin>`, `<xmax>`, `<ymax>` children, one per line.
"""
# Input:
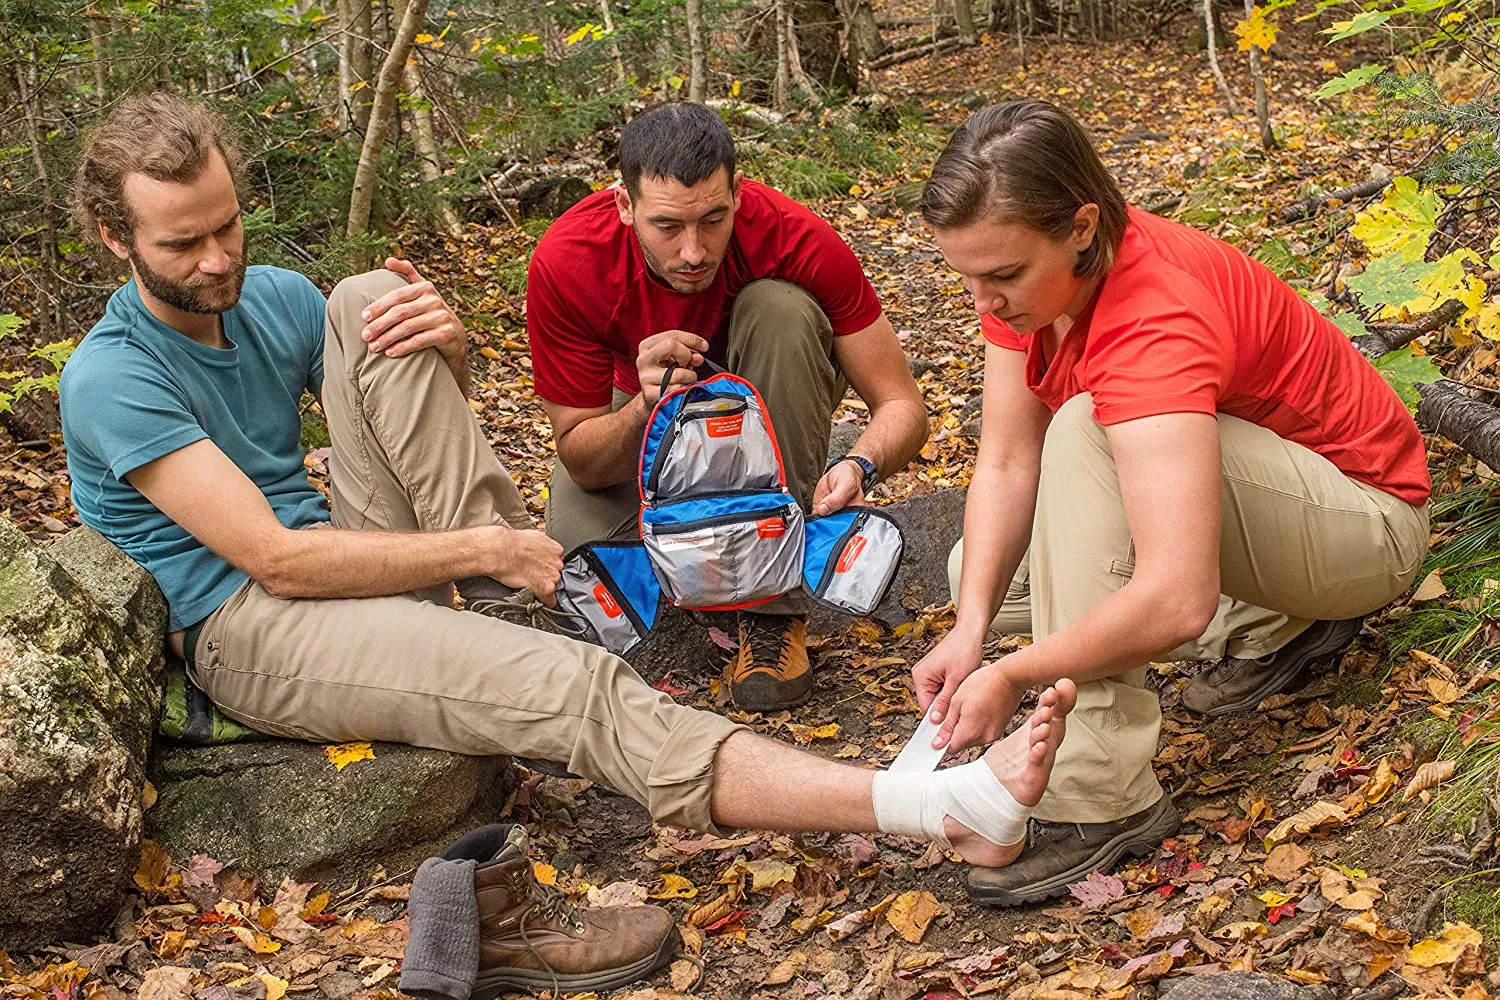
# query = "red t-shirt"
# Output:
<box><xmin>526</xmin><ymin>179</ymin><xmax>884</xmax><ymax>408</ymax></box>
<box><xmin>982</xmin><ymin>207</ymin><xmax>1430</xmax><ymax>505</ymax></box>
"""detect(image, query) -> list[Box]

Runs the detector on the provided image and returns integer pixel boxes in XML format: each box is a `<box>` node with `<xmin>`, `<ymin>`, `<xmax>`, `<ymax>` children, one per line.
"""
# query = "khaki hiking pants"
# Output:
<box><xmin>948</xmin><ymin>393</ymin><xmax>1428</xmax><ymax>824</ymax></box>
<box><xmin>544</xmin><ymin>279</ymin><xmax>847</xmax><ymax>615</ymax></box>
<box><xmin>190</xmin><ymin>269</ymin><xmax>745</xmax><ymax>832</ymax></box>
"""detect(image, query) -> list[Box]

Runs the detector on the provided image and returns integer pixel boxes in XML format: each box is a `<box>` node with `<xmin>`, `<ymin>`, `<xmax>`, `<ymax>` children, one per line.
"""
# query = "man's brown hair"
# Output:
<box><xmin>72</xmin><ymin>92</ymin><xmax>246</xmax><ymax>248</ymax></box>
<box><xmin>920</xmin><ymin>100</ymin><xmax>1128</xmax><ymax>278</ymax></box>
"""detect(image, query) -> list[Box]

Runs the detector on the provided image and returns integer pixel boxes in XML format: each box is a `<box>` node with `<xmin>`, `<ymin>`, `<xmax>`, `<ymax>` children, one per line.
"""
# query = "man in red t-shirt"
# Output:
<box><xmin>527</xmin><ymin>102</ymin><xmax>929</xmax><ymax>712</ymax></box>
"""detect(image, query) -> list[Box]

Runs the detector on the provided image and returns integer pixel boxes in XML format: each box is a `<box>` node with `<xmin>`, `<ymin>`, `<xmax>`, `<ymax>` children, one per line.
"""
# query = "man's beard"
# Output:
<box><xmin>130</xmin><ymin>246</ymin><xmax>248</xmax><ymax>315</ymax></box>
<box><xmin>634</xmin><ymin>229</ymin><xmax>718</xmax><ymax>294</ymax></box>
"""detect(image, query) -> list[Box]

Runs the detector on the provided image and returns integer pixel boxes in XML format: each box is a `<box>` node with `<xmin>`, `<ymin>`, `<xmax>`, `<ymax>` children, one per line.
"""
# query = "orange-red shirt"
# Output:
<box><xmin>982</xmin><ymin>207</ymin><xmax>1430</xmax><ymax>505</ymax></box>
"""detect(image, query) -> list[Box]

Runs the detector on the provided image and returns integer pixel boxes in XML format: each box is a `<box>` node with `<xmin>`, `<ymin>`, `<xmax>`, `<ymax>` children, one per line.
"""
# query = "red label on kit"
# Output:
<box><xmin>593</xmin><ymin>583</ymin><xmax>623</xmax><ymax>618</ymax></box>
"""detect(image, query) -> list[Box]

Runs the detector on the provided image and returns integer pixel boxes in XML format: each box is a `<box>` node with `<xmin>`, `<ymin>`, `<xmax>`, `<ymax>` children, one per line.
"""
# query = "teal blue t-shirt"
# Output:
<box><xmin>60</xmin><ymin>266</ymin><xmax>332</xmax><ymax>630</ymax></box>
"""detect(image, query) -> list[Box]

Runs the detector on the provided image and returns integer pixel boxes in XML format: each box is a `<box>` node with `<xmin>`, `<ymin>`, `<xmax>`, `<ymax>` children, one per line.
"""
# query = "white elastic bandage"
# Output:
<box><xmin>871</xmin><ymin>716</ymin><xmax>1033</xmax><ymax>850</ymax></box>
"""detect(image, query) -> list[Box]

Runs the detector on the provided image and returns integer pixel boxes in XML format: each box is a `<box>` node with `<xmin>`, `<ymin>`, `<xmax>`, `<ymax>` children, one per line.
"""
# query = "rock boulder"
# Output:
<box><xmin>148</xmin><ymin>740</ymin><xmax>515</xmax><ymax>890</ymax></box>
<box><xmin>0</xmin><ymin>521</ymin><xmax>167</xmax><ymax>947</ymax></box>
<box><xmin>1160</xmin><ymin>973</ymin><xmax>1335</xmax><ymax>1000</ymax></box>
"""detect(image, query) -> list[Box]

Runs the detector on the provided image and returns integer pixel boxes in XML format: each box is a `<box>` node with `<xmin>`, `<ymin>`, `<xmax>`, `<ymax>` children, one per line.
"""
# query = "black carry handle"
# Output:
<box><xmin>658</xmin><ymin>356</ymin><xmax>727</xmax><ymax>400</ymax></box>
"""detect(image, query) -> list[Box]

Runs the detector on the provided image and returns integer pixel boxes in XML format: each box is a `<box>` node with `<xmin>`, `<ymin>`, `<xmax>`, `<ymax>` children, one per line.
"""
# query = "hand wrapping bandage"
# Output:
<box><xmin>871</xmin><ymin>716</ymin><xmax>1033</xmax><ymax>849</ymax></box>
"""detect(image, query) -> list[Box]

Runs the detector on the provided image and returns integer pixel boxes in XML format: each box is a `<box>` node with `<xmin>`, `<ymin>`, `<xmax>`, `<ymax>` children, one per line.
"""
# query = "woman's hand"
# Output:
<box><xmin>932</xmin><ymin>664</ymin><xmax>1026</xmax><ymax>753</ymax></box>
<box><xmin>912</xmin><ymin>628</ymin><xmax>986</xmax><ymax>721</ymax></box>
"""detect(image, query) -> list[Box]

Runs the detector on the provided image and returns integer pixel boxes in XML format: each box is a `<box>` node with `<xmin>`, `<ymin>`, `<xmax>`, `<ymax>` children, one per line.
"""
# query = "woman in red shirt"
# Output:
<box><xmin>911</xmin><ymin>100</ymin><xmax>1429</xmax><ymax>906</ymax></box>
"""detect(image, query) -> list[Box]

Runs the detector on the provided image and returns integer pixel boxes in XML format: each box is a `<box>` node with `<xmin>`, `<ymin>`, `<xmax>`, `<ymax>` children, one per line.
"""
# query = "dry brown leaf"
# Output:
<box><xmin>1402</xmin><ymin>759</ymin><xmax>1457</xmax><ymax>801</ymax></box>
<box><xmin>1425</xmin><ymin>676</ymin><xmax>1463</xmax><ymax>704</ymax></box>
<box><xmin>137</xmin><ymin>966</ymin><xmax>198</xmax><ymax>1000</ymax></box>
<box><xmin>1263</xmin><ymin>843</ymin><xmax>1312</xmax><ymax>882</ymax></box>
<box><xmin>1264</xmin><ymin>801</ymin><xmax>1348</xmax><ymax>850</ymax></box>
<box><xmin>1412</xmin><ymin>569</ymin><xmax>1448</xmax><ymax>601</ymax></box>
<box><xmin>1362</xmin><ymin>758</ymin><xmax>1399</xmax><ymax>805</ymax></box>
<box><xmin>886</xmin><ymin>890</ymin><xmax>941</xmax><ymax>943</ymax></box>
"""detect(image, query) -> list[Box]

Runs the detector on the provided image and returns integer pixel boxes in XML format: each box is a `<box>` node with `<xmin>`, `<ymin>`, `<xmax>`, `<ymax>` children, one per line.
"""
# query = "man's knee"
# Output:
<box><xmin>731</xmin><ymin>280</ymin><xmax>829</xmax><ymax>342</ymax></box>
<box><xmin>327</xmin><ymin>269</ymin><xmax>408</xmax><ymax>343</ymax></box>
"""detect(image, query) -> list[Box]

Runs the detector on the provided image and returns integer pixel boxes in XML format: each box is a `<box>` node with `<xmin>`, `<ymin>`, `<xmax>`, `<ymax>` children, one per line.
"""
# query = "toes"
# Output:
<box><xmin>1052</xmin><ymin>678</ymin><xmax>1079</xmax><ymax>716</ymax></box>
<box><xmin>1029</xmin><ymin>720</ymin><xmax>1052</xmax><ymax>747</ymax></box>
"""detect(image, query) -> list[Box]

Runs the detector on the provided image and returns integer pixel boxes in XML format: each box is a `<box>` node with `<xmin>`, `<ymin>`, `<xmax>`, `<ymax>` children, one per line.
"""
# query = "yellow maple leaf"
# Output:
<box><xmin>1406</xmin><ymin>249</ymin><xmax>1485</xmax><ymax>318</ymax></box>
<box><xmin>324</xmin><ymin>741</ymin><xmax>375</xmax><ymax>771</ymax></box>
<box><xmin>532</xmin><ymin>862</ymin><xmax>558</xmax><ymax>886</ymax></box>
<box><xmin>649</xmin><ymin>873</ymin><xmax>698</xmax><ymax>899</ymax></box>
<box><xmin>1233</xmin><ymin>7</ymin><xmax>1278</xmax><ymax>51</ymax></box>
<box><xmin>1351</xmin><ymin>176</ymin><xmax>1439</xmax><ymax>262</ymax></box>
<box><xmin>413</xmin><ymin>32</ymin><xmax>434</xmax><ymax>43</ymax></box>
<box><xmin>1471</xmin><ymin>301</ymin><xmax>1500</xmax><ymax>342</ymax></box>
<box><xmin>1409</xmin><ymin>922</ymin><xmax>1484</xmax><ymax>967</ymax></box>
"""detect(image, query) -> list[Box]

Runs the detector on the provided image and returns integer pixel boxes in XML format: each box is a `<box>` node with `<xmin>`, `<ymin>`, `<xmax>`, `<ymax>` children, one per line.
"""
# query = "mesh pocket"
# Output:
<box><xmin>645</xmin><ymin>392</ymin><xmax>781</xmax><ymax>499</ymax></box>
<box><xmin>802</xmin><ymin>509</ymin><xmax>904</xmax><ymax>615</ymax></box>
<box><xmin>643</xmin><ymin>492</ymin><xmax>805</xmax><ymax>610</ymax></box>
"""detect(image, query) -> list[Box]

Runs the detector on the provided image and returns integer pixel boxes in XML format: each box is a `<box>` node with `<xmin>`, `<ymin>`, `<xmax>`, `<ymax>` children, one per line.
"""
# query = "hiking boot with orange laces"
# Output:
<box><xmin>467</xmin><ymin>827</ymin><xmax>680</xmax><ymax>998</ymax></box>
<box><xmin>730</xmin><ymin>612</ymin><xmax>814</xmax><ymax>711</ymax></box>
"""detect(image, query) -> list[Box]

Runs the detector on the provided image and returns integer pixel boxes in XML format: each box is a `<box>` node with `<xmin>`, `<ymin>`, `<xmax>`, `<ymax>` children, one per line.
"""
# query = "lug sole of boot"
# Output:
<box><xmin>470</xmin><ymin>927</ymin><xmax>680</xmax><ymax>999</ymax></box>
<box><xmin>731</xmin><ymin>673</ymin><xmax>814</xmax><ymax>713</ymax></box>
<box><xmin>1200</xmin><ymin>621</ymin><xmax>1364</xmax><ymax>718</ymax></box>
<box><xmin>967</xmin><ymin>797</ymin><xmax>1181</xmax><ymax>908</ymax></box>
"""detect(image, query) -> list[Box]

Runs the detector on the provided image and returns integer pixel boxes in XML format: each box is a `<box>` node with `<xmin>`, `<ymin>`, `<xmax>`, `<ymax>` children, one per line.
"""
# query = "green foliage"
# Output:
<box><xmin>736</xmin><ymin>101</ymin><xmax>937</xmax><ymax>202</ymax></box>
<box><xmin>1313</xmin><ymin>63</ymin><xmax>1386</xmax><ymax>99</ymax></box>
<box><xmin>0</xmin><ymin>315</ymin><xmax>74</xmax><ymax>416</ymax></box>
<box><xmin>1371</xmin><ymin>344</ymin><xmax>1441</xmax><ymax>412</ymax></box>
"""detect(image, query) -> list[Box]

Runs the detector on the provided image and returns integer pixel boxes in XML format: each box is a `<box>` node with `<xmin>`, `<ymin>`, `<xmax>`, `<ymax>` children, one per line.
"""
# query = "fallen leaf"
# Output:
<box><xmin>1402</xmin><ymin>759</ymin><xmax>1457</xmax><ymax>801</ymax></box>
<box><xmin>650</xmin><ymin>874</ymin><xmax>698</xmax><ymax>899</ymax></box>
<box><xmin>181</xmin><ymin>854</ymin><xmax>223</xmax><ymax>889</ymax></box>
<box><xmin>1264</xmin><ymin>801</ymin><xmax>1348</xmax><ymax>850</ymax></box>
<box><xmin>1070</xmin><ymin>871</ymin><xmax>1127</xmax><ymax>910</ymax></box>
<box><xmin>138</xmin><ymin>966</ymin><xmax>198</xmax><ymax>1000</ymax></box>
<box><xmin>532</xmin><ymin>862</ymin><xmax>558</xmax><ymax>886</ymax></box>
<box><xmin>324</xmin><ymin>741</ymin><xmax>375</xmax><ymax>771</ymax></box>
<box><xmin>1263</xmin><ymin>843</ymin><xmax>1312</xmax><ymax>881</ymax></box>
<box><xmin>739</xmin><ymin>858</ymin><xmax>798</xmax><ymax>892</ymax></box>
<box><xmin>1426</xmin><ymin>676</ymin><xmax>1463</xmax><ymax>704</ymax></box>
<box><xmin>1409</xmin><ymin>922</ymin><xmax>1484</xmax><ymax>967</ymax></box>
<box><xmin>588</xmin><ymin>880</ymin><xmax>648</xmax><ymax>907</ymax></box>
<box><xmin>669</xmin><ymin>959</ymin><xmax>699</xmax><ymax>992</ymax></box>
<box><xmin>788</xmin><ymin>722</ymin><xmax>840</xmax><ymax>743</ymax></box>
<box><xmin>258</xmin><ymin>972</ymin><xmax>289</xmax><ymax>1000</ymax></box>
<box><xmin>1412</xmin><ymin>569</ymin><xmax>1448</xmax><ymax>601</ymax></box>
<box><xmin>887</xmin><ymin>890</ymin><xmax>941</xmax><ymax>943</ymax></box>
<box><xmin>227</xmin><ymin>926</ymin><xmax>281</xmax><ymax>954</ymax></box>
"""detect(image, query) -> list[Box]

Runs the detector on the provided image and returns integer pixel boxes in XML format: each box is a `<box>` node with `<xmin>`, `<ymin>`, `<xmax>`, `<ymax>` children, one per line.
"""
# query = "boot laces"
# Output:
<box><xmin>468</xmin><ymin>588</ymin><xmax>591</xmax><ymax>639</ymax></box>
<box><xmin>1024</xmin><ymin>817</ymin><xmax>1088</xmax><ymax>850</ymax></box>
<box><xmin>741</xmin><ymin>615</ymin><xmax>793</xmax><ymax>671</ymax></box>
<box><xmin>517</xmin><ymin>880</ymin><xmax>589</xmax><ymax>998</ymax></box>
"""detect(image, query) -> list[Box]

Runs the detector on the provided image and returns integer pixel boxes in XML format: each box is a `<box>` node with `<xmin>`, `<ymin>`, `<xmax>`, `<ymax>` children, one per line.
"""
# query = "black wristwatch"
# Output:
<box><xmin>829</xmin><ymin>453</ymin><xmax>879</xmax><ymax>494</ymax></box>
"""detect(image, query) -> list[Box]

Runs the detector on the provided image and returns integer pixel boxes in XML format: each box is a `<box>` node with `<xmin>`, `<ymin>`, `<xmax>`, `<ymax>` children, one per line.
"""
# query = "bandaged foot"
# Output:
<box><xmin>871</xmin><ymin>680</ymin><xmax>1077</xmax><ymax>868</ymax></box>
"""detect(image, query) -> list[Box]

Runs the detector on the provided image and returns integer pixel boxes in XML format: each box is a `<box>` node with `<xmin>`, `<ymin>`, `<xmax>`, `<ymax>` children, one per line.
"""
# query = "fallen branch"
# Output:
<box><xmin>869</xmin><ymin>37</ymin><xmax>975</xmax><ymax>69</ymax></box>
<box><xmin>1417</xmin><ymin>380</ymin><xmax>1500</xmax><ymax>472</ymax></box>
<box><xmin>1280</xmin><ymin>176</ymin><xmax>1392</xmax><ymax>223</ymax></box>
<box><xmin>1353</xmin><ymin>299</ymin><xmax>1467</xmax><ymax>358</ymax></box>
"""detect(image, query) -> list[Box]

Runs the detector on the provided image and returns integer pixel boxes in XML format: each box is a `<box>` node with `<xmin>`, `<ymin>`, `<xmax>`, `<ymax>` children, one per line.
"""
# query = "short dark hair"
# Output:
<box><xmin>619</xmin><ymin>102</ymin><xmax>736</xmax><ymax>200</ymax></box>
<box><xmin>73</xmin><ymin>91</ymin><xmax>245</xmax><ymax>249</ymax></box>
<box><xmin>921</xmin><ymin>100</ymin><xmax>1127</xmax><ymax>278</ymax></box>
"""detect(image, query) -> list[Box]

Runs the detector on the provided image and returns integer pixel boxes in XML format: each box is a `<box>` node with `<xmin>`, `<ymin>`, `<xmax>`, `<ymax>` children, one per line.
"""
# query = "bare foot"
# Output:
<box><xmin>944</xmin><ymin>679</ymin><xmax>1078</xmax><ymax>867</ymax></box>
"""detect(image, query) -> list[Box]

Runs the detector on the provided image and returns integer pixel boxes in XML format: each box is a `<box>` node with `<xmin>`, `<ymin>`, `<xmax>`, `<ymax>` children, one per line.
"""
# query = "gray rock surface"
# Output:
<box><xmin>0</xmin><ymin>520</ymin><xmax>167</xmax><ymax>947</ymax></box>
<box><xmin>148</xmin><ymin>740</ymin><xmax>515</xmax><ymax>890</ymax></box>
<box><xmin>1160</xmin><ymin>973</ymin><xmax>1335</xmax><ymax>1000</ymax></box>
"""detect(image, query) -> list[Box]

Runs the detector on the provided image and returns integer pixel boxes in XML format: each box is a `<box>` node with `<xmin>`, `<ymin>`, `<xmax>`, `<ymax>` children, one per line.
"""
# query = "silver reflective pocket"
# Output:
<box><xmin>644</xmin><ymin>503</ymin><xmax>806</xmax><ymax>609</ymax></box>
<box><xmin>804</xmin><ymin>510</ymin><xmax>904</xmax><ymax>615</ymax></box>
<box><xmin>558</xmin><ymin>547</ymin><xmax>653</xmax><ymax>656</ymax></box>
<box><xmin>648</xmin><ymin>394</ymin><xmax>781</xmax><ymax>499</ymax></box>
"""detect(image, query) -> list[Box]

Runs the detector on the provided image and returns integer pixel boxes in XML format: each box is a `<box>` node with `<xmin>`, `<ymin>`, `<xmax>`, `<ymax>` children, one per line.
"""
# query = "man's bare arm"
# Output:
<box><xmin>127</xmin><ymin>440</ymin><xmax>563</xmax><ymax>600</ymax></box>
<box><xmin>545</xmin><ymin>329</ymin><xmax>707</xmax><ymax>491</ymax></box>
<box><xmin>812</xmin><ymin>314</ymin><xmax>930</xmax><ymax>514</ymax></box>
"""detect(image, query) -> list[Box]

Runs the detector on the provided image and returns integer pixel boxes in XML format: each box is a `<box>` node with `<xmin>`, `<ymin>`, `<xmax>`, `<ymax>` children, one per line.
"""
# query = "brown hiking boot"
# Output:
<box><xmin>1181</xmin><ymin>616</ymin><xmax>1365</xmax><ymax>717</ymax></box>
<box><xmin>730</xmin><ymin>612</ymin><xmax>814</xmax><ymax>711</ymax></box>
<box><xmin>458</xmin><ymin>576</ymin><xmax>590</xmax><ymax>640</ymax></box>
<box><xmin>968</xmin><ymin>795</ymin><xmax>1181</xmax><ymax>907</ymax></box>
<box><xmin>469</xmin><ymin>827</ymin><xmax>680</xmax><ymax>998</ymax></box>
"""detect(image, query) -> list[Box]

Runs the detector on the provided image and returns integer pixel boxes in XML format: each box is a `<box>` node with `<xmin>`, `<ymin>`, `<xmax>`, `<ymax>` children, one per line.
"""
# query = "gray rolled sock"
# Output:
<box><xmin>397</xmin><ymin>856</ymin><xmax>480</xmax><ymax>1000</ymax></box>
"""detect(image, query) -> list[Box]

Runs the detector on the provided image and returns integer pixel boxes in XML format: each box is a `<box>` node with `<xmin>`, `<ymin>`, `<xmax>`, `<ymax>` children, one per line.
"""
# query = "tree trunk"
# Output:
<box><xmin>88</xmin><ymin>15</ymin><xmax>110</xmax><ymax>101</ymax></box>
<box><xmin>773</xmin><ymin>0</ymin><xmax>791</xmax><ymax>108</ymax></box>
<box><xmin>1244</xmin><ymin>0</ymin><xmax>1275</xmax><ymax>148</ymax></box>
<box><xmin>1201</xmin><ymin>0</ymin><xmax>1238</xmax><ymax>114</ymax></box>
<box><xmin>346</xmin><ymin>0</ymin><xmax>430</xmax><ymax>241</ymax></box>
<box><xmin>1417</xmin><ymin>382</ymin><xmax>1500</xmax><ymax>473</ymax></box>
<box><xmin>842</xmin><ymin>0</ymin><xmax>887</xmax><ymax>61</ymax></box>
<box><xmin>952</xmin><ymin>0</ymin><xmax>979</xmax><ymax>43</ymax></box>
<box><xmin>687</xmin><ymin>0</ymin><xmax>707</xmax><ymax>100</ymax></box>
<box><xmin>598</xmin><ymin>0</ymin><xmax>628</xmax><ymax>88</ymax></box>
<box><xmin>340</xmin><ymin>0</ymin><xmax>373</xmax><ymax>131</ymax></box>
<box><xmin>13</xmin><ymin>47</ymin><xmax>60</xmax><ymax>341</ymax></box>
<box><xmin>405</xmin><ymin>59</ymin><xmax>461</xmax><ymax>236</ymax></box>
<box><xmin>1014</xmin><ymin>0</ymin><xmax>1026</xmax><ymax>66</ymax></box>
<box><xmin>784</xmin><ymin>1</ymin><xmax>815</xmax><ymax>94</ymax></box>
<box><xmin>534</xmin><ymin>0</ymin><xmax>564</xmax><ymax>60</ymax></box>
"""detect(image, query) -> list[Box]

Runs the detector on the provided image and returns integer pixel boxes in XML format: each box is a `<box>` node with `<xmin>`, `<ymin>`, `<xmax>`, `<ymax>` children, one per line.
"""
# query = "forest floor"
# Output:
<box><xmin>5</xmin><ymin>14</ymin><xmax>1500</xmax><ymax>1000</ymax></box>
